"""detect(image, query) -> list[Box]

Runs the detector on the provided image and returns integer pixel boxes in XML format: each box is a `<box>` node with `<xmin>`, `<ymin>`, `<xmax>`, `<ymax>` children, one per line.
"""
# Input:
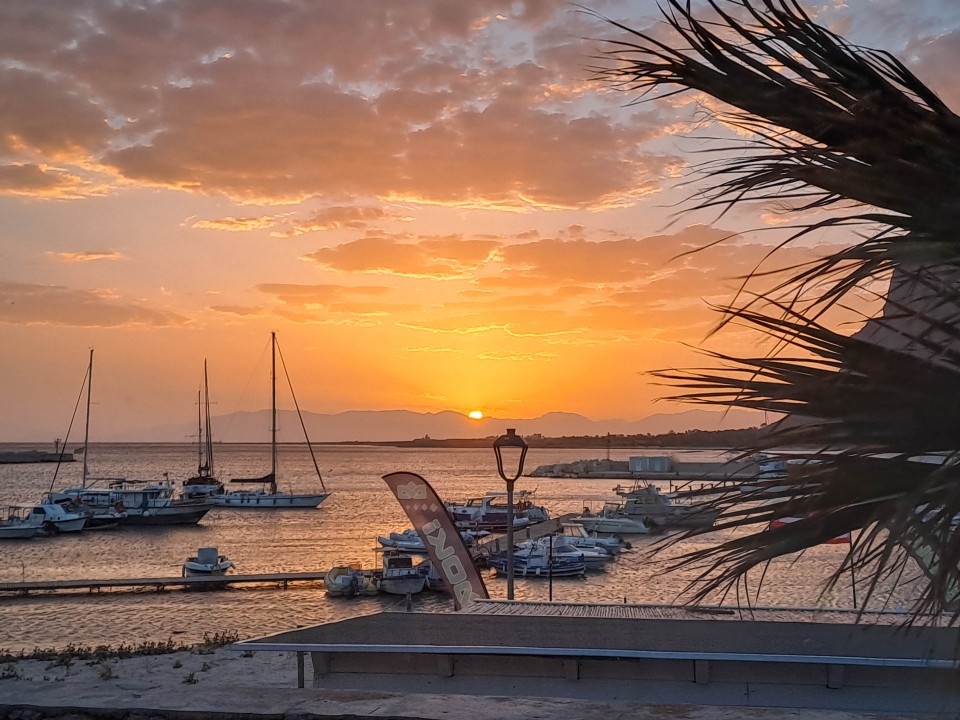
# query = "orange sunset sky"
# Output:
<box><xmin>2</xmin><ymin>0</ymin><xmax>959</xmax><ymax>441</ymax></box>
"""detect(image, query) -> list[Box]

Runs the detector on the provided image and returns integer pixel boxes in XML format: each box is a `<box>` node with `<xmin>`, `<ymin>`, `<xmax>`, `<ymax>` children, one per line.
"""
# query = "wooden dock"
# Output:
<box><xmin>0</xmin><ymin>571</ymin><xmax>328</xmax><ymax>598</ymax></box>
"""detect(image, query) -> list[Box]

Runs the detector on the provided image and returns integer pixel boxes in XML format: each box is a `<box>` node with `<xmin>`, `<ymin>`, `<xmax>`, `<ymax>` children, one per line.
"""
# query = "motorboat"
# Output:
<box><xmin>515</xmin><ymin>535</ymin><xmax>614</xmax><ymax>570</ymax></box>
<box><xmin>182</xmin><ymin>547</ymin><xmax>236</xmax><ymax>577</ymax></box>
<box><xmin>487</xmin><ymin>542</ymin><xmax>586</xmax><ymax>578</ymax></box>
<box><xmin>377</xmin><ymin>550</ymin><xmax>427</xmax><ymax>595</ymax></box>
<box><xmin>212</xmin><ymin>334</ymin><xmax>330</xmax><ymax>509</ymax></box>
<box><xmin>572</xmin><ymin>503</ymin><xmax>651</xmax><ymax>535</ymax></box>
<box><xmin>324</xmin><ymin>564</ymin><xmax>379</xmax><ymax>597</ymax></box>
<box><xmin>445</xmin><ymin>490</ymin><xmax>549</xmax><ymax>531</ymax></box>
<box><xmin>60</xmin><ymin>480</ymin><xmax>212</xmax><ymax>526</ymax></box>
<box><xmin>613</xmin><ymin>480</ymin><xmax>719</xmax><ymax>528</ymax></box>
<box><xmin>14</xmin><ymin>500</ymin><xmax>87</xmax><ymax>534</ymax></box>
<box><xmin>377</xmin><ymin>529</ymin><xmax>427</xmax><ymax>552</ymax></box>
<box><xmin>44</xmin><ymin>492</ymin><xmax>126</xmax><ymax>529</ymax></box>
<box><xmin>377</xmin><ymin>528</ymin><xmax>488</xmax><ymax>553</ymax></box>
<box><xmin>0</xmin><ymin>506</ymin><xmax>38</xmax><ymax>539</ymax></box>
<box><xmin>560</xmin><ymin>522</ymin><xmax>630</xmax><ymax>554</ymax></box>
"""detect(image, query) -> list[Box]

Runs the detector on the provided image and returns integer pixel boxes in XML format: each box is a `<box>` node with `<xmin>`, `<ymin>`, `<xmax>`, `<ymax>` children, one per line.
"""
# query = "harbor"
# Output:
<box><xmin>0</xmin><ymin>442</ymin><xmax>923</xmax><ymax>652</ymax></box>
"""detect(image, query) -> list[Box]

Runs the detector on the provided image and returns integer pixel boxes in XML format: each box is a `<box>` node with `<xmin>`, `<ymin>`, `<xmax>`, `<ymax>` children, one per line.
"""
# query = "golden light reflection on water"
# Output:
<box><xmin>0</xmin><ymin>444</ymin><xmax>920</xmax><ymax>651</ymax></box>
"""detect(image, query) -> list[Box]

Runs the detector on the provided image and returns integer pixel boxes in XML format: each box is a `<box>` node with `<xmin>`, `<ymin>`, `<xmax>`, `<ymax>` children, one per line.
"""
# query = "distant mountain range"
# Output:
<box><xmin>139</xmin><ymin>407</ymin><xmax>766</xmax><ymax>443</ymax></box>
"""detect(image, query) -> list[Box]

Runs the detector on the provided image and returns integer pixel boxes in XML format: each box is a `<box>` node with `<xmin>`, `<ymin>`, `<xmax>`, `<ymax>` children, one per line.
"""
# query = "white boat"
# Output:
<box><xmin>213</xmin><ymin>333</ymin><xmax>331</xmax><ymax>509</ymax></box>
<box><xmin>613</xmin><ymin>480</ymin><xmax>719</xmax><ymax>528</ymax></box>
<box><xmin>0</xmin><ymin>506</ymin><xmax>38</xmax><ymax>539</ymax></box>
<box><xmin>59</xmin><ymin>480</ymin><xmax>212</xmax><ymax>526</ymax></box>
<box><xmin>182</xmin><ymin>546</ymin><xmax>236</xmax><ymax>576</ymax></box>
<box><xmin>487</xmin><ymin>543</ymin><xmax>587</xmax><ymax>578</ymax></box>
<box><xmin>445</xmin><ymin>490</ymin><xmax>548</xmax><ymax>531</ymax></box>
<box><xmin>44</xmin><ymin>492</ymin><xmax>126</xmax><ymax>529</ymax></box>
<box><xmin>377</xmin><ymin>551</ymin><xmax>426</xmax><ymax>595</ymax></box>
<box><xmin>324</xmin><ymin>564</ymin><xmax>379</xmax><ymax>597</ymax></box>
<box><xmin>516</xmin><ymin>535</ymin><xmax>614</xmax><ymax>570</ymax></box>
<box><xmin>572</xmin><ymin>503</ymin><xmax>651</xmax><ymax>535</ymax></box>
<box><xmin>559</xmin><ymin>522</ymin><xmax>630</xmax><ymax>554</ymax></box>
<box><xmin>14</xmin><ymin>501</ymin><xmax>87</xmax><ymax>534</ymax></box>
<box><xmin>377</xmin><ymin>528</ymin><xmax>488</xmax><ymax>553</ymax></box>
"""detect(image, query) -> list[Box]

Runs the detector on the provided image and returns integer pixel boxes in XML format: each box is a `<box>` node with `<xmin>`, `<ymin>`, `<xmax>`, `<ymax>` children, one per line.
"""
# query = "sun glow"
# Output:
<box><xmin>468</xmin><ymin>410</ymin><xmax>484</xmax><ymax>420</ymax></box>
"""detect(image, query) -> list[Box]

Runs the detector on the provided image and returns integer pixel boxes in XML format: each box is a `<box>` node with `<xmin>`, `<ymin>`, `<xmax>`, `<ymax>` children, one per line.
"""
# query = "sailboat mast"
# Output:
<box><xmin>82</xmin><ymin>348</ymin><xmax>93</xmax><ymax>488</ymax></box>
<box><xmin>270</xmin><ymin>332</ymin><xmax>278</xmax><ymax>493</ymax></box>
<box><xmin>203</xmin><ymin>359</ymin><xmax>214</xmax><ymax>477</ymax></box>
<box><xmin>196</xmin><ymin>387</ymin><xmax>203</xmax><ymax>473</ymax></box>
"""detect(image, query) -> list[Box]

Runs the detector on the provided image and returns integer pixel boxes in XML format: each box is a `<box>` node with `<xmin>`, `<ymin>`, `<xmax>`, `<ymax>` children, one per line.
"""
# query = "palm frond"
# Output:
<box><xmin>588</xmin><ymin>0</ymin><xmax>960</xmax><ymax>313</ymax></box>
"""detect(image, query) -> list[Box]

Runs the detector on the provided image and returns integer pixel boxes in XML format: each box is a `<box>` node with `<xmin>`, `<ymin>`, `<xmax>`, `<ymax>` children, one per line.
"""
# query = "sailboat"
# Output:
<box><xmin>181</xmin><ymin>361</ymin><xmax>225</xmax><ymax>501</ymax></box>
<box><xmin>211</xmin><ymin>332</ymin><xmax>330</xmax><ymax>509</ymax></box>
<box><xmin>52</xmin><ymin>349</ymin><xmax>213</xmax><ymax>526</ymax></box>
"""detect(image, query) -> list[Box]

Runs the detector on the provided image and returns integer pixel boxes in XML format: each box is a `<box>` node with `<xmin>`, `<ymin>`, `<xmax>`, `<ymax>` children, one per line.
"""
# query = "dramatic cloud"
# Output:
<box><xmin>0</xmin><ymin>0</ymin><xmax>675</xmax><ymax>207</ymax></box>
<box><xmin>48</xmin><ymin>250</ymin><xmax>125</xmax><ymax>263</ymax></box>
<box><xmin>0</xmin><ymin>282</ymin><xmax>189</xmax><ymax>327</ymax></box>
<box><xmin>303</xmin><ymin>234</ymin><xmax>500</xmax><ymax>279</ymax></box>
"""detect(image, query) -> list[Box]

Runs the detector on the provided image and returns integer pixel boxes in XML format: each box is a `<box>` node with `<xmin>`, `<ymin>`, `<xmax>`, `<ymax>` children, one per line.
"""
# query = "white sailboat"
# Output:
<box><xmin>212</xmin><ymin>332</ymin><xmax>330</xmax><ymax>509</ymax></box>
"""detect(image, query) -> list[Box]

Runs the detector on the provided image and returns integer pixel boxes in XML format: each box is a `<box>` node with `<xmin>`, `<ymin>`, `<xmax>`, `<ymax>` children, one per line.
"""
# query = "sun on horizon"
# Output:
<box><xmin>468</xmin><ymin>410</ymin><xmax>484</xmax><ymax>420</ymax></box>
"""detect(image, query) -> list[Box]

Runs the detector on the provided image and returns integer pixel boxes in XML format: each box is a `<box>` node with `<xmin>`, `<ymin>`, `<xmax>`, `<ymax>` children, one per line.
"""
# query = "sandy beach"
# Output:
<box><xmin>0</xmin><ymin>645</ymin><xmax>936</xmax><ymax>720</ymax></box>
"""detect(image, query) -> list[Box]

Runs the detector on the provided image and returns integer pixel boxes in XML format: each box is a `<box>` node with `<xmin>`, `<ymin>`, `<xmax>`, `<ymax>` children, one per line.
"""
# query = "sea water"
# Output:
<box><xmin>0</xmin><ymin>443</ymin><xmax>918</xmax><ymax>652</ymax></box>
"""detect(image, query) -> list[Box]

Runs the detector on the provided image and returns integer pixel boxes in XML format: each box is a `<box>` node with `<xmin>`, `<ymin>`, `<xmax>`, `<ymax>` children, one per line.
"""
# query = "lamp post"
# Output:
<box><xmin>493</xmin><ymin>428</ymin><xmax>528</xmax><ymax>601</ymax></box>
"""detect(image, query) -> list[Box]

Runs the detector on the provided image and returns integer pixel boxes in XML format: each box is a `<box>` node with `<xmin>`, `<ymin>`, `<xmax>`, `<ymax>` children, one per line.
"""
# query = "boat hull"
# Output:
<box><xmin>46</xmin><ymin>517</ymin><xmax>87</xmax><ymax>533</ymax></box>
<box><xmin>573</xmin><ymin>516</ymin><xmax>649</xmax><ymax>535</ymax></box>
<box><xmin>121</xmin><ymin>506</ymin><xmax>211</xmax><ymax>526</ymax></box>
<box><xmin>212</xmin><ymin>492</ymin><xmax>329</xmax><ymax>509</ymax></box>
<box><xmin>182</xmin><ymin>563</ymin><xmax>234</xmax><ymax>577</ymax></box>
<box><xmin>487</xmin><ymin>555</ymin><xmax>586</xmax><ymax>578</ymax></box>
<box><xmin>379</xmin><ymin>576</ymin><xmax>426</xmax><ymax>595</ymax></box>
<box><xmin>0</xmin><ymin>525</ymin><xmax>37</xmax><ymax>539</ymax></box>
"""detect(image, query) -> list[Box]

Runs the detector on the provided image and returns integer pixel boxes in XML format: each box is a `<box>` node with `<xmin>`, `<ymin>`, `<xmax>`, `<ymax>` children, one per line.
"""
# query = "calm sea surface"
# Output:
<box><xmin>0</xmin><ymin>443</ymin><xmax>920</xmax><ymax>652</ymax></box>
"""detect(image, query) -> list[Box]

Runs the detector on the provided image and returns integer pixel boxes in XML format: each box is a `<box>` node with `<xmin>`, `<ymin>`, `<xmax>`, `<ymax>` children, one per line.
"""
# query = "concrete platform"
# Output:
<box><xmin>236</xmin><ymin>601</ymin><xmax>960</xmax><ymax>716</ymax></box>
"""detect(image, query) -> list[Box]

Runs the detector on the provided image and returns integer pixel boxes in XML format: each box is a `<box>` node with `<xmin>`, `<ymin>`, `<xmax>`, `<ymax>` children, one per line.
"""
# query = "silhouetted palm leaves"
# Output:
<box><xmin>594</xmin><ymin>0</ymin><xmax>960</xmax><ymax>619</ymax></box>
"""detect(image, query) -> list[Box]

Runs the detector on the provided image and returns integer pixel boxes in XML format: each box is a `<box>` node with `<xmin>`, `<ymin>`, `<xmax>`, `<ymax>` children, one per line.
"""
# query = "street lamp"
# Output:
<box><xmin>493</xmin><ymin>428</ymin><xmax>528</xmax><ymax>601</ymax></box>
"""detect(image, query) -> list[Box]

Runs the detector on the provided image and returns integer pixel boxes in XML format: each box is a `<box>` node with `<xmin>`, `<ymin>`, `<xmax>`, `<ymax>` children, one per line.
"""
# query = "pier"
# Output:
<box><xmin>0</xmin><ymin>571</ymin><xmax>327</xmax><ymax>598</ymax></box>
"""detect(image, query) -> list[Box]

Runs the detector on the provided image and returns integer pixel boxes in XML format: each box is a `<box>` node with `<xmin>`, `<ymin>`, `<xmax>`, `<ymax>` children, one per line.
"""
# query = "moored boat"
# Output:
<box><xmin>377</xmin><ymin>550</ymin><xmax>427</xmax><ymax>595</ymax></box>
<box><xmin>445</xmin><ymin>490</ymin><xmax>548</xmax><ymax>531</ymax></box>
<box><xmin>47</xmin><ymin>349</ymin><xmax>212</xmax><ymax>527</ymax></box>
<box><xmin>324</xmin><ymin>564</ymin><xmax>379</xmax><ymax>597</ymax></box>
<box><xmin>572</xmin><ymin>503</ymin><xmax>651</xmax><ymax>535</ymax></box>
<box><xmin>211</xmin><ymin>333</ymin><xmax>330</xmax><ymax>509</ymax></box>
<box><xmin>560</xmin><ymin>522</ymin><xmax>630</xmax><ymax>554</ymax></box>
<box><xmin>12</xmin><ymin>500</ymin><xmax>87</xmax><ymax>534</ymax></box>
<box><xmin>487</xmin><ymin>543</ymin><xmax>586</xmax><ymax>578</ymax></box>
<box><xmin>180</xmin><ymin>361</ymin><xmax>225</xmax><ymax>502</ymax></box>
<box><xmin>0</xmin><ymin>506</ymin><xmax>38</xmax><ymax>539</ymax></box>
<box><xmin>613</xmin><ymin>480</ymin><xmax>719</xmax><ymax>528</ymax></box>
<box><xmin>182</xmin><ymin>547</ymin><xmax>236</xmax><ymax>577</ymax></box>
<box><xmin>59</xmin><ymin>481</ymin><xmax>212</xmax><ymax>526</ymax></box>
<box><xmin>377</xmin><ymin>528</ymin><xmax>488</xmax><ymax>553</ymax></box>
<box><xmin>507</xmin><ymin>535</ymin><xmax>613</xmax><ymax>571</ymax></box>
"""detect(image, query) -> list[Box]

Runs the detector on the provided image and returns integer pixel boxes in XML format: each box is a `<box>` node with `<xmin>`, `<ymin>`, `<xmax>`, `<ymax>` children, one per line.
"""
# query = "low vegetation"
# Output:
<box><xmin>0</xmin><ymin>631</ymin><xmax>240</xmax><ymax>666</ymax></box>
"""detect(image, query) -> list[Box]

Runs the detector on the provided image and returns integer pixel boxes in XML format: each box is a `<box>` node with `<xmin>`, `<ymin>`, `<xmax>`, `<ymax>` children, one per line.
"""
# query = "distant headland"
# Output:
<box><xmin>327</xmin><ymin>425</ymin><xmax>766</xmax><ymax>449</ymax></box>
